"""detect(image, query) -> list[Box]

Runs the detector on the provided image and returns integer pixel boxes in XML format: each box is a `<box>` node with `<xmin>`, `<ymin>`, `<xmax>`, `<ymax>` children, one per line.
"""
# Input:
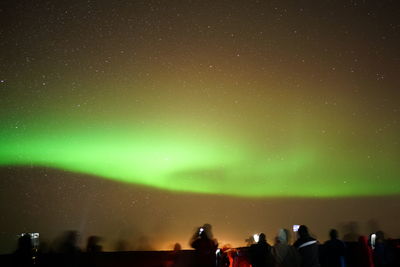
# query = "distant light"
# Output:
<box><xmin>293</xmin><ymin>225</ymin><xmax>300</xmax><ymax>232</ymax></box>
<box><xmin>371</xmin><ymin>233</ymin><xmax>376</xmax><ymax>249</ymax></box>
<box><xmin>216</xmin><ymin>248</ymin><xmax>220</xmax><ymax>255</ymax></box>
<box><xmin>253</xmin><ymin>234</ymin><xmax>259</xmax><ymax>243</ymax></box>
<box><xmin>31</xmin><ymin>233</ymin><xmax>39</xmax><ymax>238</ymax></box>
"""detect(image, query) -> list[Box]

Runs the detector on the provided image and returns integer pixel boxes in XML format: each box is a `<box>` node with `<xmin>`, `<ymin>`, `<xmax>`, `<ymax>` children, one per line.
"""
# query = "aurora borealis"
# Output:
<box><xmin>0</xmin><ymin>0</ymin><xmax>400</xmax><ymax>252</ymax></box>
<box><xmin>0</xmin><ymin>116</ymin><xmax>399</xmax><ymax>197</ymax></box>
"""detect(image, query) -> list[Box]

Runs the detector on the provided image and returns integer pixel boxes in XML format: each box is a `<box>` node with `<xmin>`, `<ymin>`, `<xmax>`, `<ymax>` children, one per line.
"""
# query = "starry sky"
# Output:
<box><xmin>0</xmin><ymin>0</ymin><xmax>399</xmax><ymax>252</ymax></box>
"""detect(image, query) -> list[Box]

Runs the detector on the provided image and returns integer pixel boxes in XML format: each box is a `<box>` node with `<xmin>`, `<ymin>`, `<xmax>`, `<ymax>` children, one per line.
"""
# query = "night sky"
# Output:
<box><xmin>1</xmin><ymin>0</ymin><xmax>400</xmax><ymax>253</ymax></box>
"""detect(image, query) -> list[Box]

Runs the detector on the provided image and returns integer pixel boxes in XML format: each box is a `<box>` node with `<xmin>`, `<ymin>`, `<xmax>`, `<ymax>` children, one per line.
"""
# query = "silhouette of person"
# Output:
<box><xmin>173</xmin><ymin>243</ymin><xmax>182</xmax><ymax>251</ymax></box>
<box><xmin>85</xmin><ymin>236</ymin><xmax>102</xmax><ymax>267</ymax></box>
<box><xmin>13</xmin><ymin>234</ymin><xmax>34</xmax><ymax>267</ymax></box>
<box><xmin>190</xmin><ymin>224</ymin><xmax>218</xmax><ymax>267</ymax></box>
<box><xmin>249</xmin><ymin>233</ymin><xmax>274</xmax><ymax>267</ymax></box>
<box><xmin>273</xmin><ymin>229</ymin><xmax>300</xmax><ymax>267</ymax></box>
<box><xmin>293</xmin><ymin>225</ymin><xmax>320</xmax><ymax>267</ymax></box>
<box><xmin>355</xmin><ymin>236</ymin><xmax>374</xmax><ymax>267</ymax></box>
<box><xmin>169</xmin><ymin>242</ymin><xmax>187</xmax><ymax>267</ymax></box>
<box><xmin>322</xmin><ymin>229</ymin><xmax>346</xmax><ymax>267</ymax></box>
<box><xmin>86</xmin><ymin>235</ymin><xmax>102</xmax><ymax>252</ymax></box>
<box><xmin>58</xmin><ymin>231</ymin><xmax>81</xmax><ymax>267</ymax></box>
<box><xmin>373</xmin><ymin>231</ymin><xmax>391</xmax><ymax>267</ymax></box>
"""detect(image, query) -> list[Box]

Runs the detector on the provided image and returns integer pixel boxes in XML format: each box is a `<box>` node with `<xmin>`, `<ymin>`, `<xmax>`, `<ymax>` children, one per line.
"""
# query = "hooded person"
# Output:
<box><xmin>293</xmin><ymin>225</ymin><xmax>320</xmax><ymax>267</ymax></box>
<box><xmin>273</xmin><ymin>229</ymin><xmax>301</xmax><ymax>267</ymax></box>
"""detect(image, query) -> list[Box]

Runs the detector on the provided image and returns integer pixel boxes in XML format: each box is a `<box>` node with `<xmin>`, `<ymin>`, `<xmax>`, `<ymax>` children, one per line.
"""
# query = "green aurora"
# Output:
<box><xmin>1</xmin><ymin>114</ymin><xmax>399</xmax><ymax>198</ymax></box>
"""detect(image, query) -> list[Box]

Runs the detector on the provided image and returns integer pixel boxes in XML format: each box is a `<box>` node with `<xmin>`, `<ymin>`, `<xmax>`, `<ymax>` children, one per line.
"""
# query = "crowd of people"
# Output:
<box><xmin>7</xmin><ymin>224</ymin><xmax>399</xmax><ymax>267</ymax></box>
<box><xmin>189</xmin><ymin>224</ymin><xmax>398</xmax><ymax>267</ymax></box>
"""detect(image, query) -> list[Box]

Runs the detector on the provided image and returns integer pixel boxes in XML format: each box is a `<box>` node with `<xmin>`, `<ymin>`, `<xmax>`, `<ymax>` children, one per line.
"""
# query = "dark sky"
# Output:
<box><xmin>0</xmin><ymin>0</ymin><xmax>399</xmax><ymax>253</ymax></box>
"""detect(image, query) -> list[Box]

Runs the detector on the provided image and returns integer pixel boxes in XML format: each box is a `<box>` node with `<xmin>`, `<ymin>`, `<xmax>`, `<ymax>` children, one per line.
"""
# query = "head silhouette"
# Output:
<box><xmin>258</xmin><ymin>233</ymin><xmax>266</xmax><ymax>243</ymax></box>
<box><xmin>375</xmin><ymin>230</ymin><xmax>385</xmax><ymax>242</ymax></box>
<box><xmin>173</xmin><ymin>243</ymin><xmax>182</xmax><ymax>251</ymax></box>
<box><xmin>329</xmin><ymin>229</ymin><xmax>338</xmax><ymax>239</ymax></box>
<box><xmin>202</xmin><ymin>223</ymin><xmax>214</xmax><ymax>239</ymax></box>
<box><xmin>199</xmin><ymin>230</ymin><xmax>208</xmax><ymax>239</ymax></box>
<box><xmin>298</xmin><ymin>225</ymin><xmax>309</xmax><ymax>238</ymax></box>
